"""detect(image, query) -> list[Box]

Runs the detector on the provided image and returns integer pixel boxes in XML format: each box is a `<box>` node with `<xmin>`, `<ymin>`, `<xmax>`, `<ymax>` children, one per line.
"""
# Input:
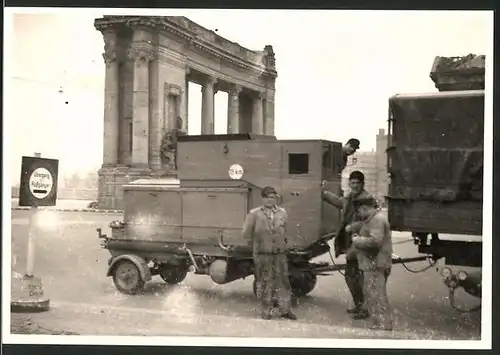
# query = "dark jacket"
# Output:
<box><xmin>341</xmin><ymin>152</ymin><xmax>349</xmax><ymax>171</ymax></box>
<box><xmin>242</xmin><ymin>205</ymin><xmax>289</xmax><ymax>255</ymax></box>
<box><xmin>323</xmin><ymin>189</ymin><xmax>378</xmax><ymax>257</ymax></box>
<box><xmin>352</xmin><ymin>210</ymin><xmax>393</xmax><ymax>271</ymax></box>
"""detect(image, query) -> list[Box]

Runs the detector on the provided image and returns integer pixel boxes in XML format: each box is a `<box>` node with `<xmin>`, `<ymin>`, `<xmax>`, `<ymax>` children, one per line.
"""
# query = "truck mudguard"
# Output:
<box><xmin>106</xmin><ymin>254</ymin><xmax>152</xmax><ymax>282</ymax></box>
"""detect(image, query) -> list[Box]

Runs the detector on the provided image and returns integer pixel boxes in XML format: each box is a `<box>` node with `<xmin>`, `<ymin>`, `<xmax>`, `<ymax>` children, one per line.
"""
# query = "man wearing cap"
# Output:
<box><xmin>351</xmin><ymin>198</ymin><xmax>393</xmax><ymax>331</ymax></box>
<box><xmin>321</xmin><ymin>170</ymin><xmax>378</xmax><ymax>319</ymax></box>
<box><xmin>341</xmin><ymin>138</ymin><xmax>360</xmax><ymax>170</ymax></box>
<box><xmin>241</xmin><ymin>186</ymin><xmax>297</xmax><ymax>320</ymax></box>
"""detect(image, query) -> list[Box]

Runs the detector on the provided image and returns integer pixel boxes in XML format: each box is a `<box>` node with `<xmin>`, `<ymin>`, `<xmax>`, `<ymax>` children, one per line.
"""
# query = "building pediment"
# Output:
<box><xmin>94</xmin><ymin>15</ymin><xmax>277</xmax><ymax>79</ymax></box>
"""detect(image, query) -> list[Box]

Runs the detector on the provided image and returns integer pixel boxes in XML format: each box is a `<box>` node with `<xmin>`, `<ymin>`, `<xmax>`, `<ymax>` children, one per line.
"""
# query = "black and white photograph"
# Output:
<box><xmin>2</xmin><ymin>7</ymin><xmax>494</xmax><ymax>349</ymax></box>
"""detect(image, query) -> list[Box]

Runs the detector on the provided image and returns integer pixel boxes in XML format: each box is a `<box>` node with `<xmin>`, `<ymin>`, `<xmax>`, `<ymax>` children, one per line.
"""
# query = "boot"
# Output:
<box><xmin>345</xmin><ymin>267</ymin><xmax>365</xmax><ymax>314</ymax></box>
<box><xmin>281</xmin><ymin>311</ymin><xmax>297</xmax><ymax>320</ymax></box>
<box><xmin>352</xmin><ymin>309</ymin><xmax>370</xmax><ymax>320</ymax></box>
<box><xmin>347</xmin><ymin>305</ymin><xmax>362</xmax><ymax>313</ymax></box>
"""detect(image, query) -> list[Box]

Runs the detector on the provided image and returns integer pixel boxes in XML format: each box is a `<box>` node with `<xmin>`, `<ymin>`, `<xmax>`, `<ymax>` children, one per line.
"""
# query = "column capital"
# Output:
<box><xmin>102</xmin><ymin>51</ymin><xmax>117</xmax><ymax>66</ymax></box>
<box><xmin>265</xmin><ymin>90</ymin><xmax>275</xmax><ymax>102</ymax></box>
<box><xmin>201</xmin><ymin>77</ymin><xmax>217</xmax><ymax>93</ymax></box>
<box><xmin>128</xmin><ymin>47</ymin><xmax>155</xmax><ymax>65</ymax></box>
<box><xmin>206</xmin><ymin>76</ymin><xmax>218</xmax><ymax>86</ymax></box>
<box><xmin>102</xmin><ymin>30</ymin><xmax>118</xmax><ymax>66</ymax></box>
<box><xmin>228</xmin><ymin>84</ymin><xmax>243</xmax><ymax>96</ymax></box>
<box><xmin>254</xmin><ymin>91</ymin><xmax>265</xmax><ymax>100</ymax></box>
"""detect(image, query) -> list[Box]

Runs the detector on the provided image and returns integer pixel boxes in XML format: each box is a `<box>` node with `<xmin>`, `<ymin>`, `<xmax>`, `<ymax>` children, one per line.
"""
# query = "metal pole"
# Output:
<box><xmin>26</xmin><ymin>152</ymin><xmax>41</xmax><ymax>277</ymax></box>
<box><xmin>25</xmin><ymin>206</ymin><xmax>38</xmax><ymax>277</ymax></box>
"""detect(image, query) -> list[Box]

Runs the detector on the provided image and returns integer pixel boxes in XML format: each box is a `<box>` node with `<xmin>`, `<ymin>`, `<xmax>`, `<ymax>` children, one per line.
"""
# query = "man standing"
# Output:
<box><xmin>322</xmin><ymin>170</ymin><xmax>378</xmax><ymax>319</ymax></box>
<box><xmin>351</xmin><ymin>198</ymin><xmax>393</xmax><ymax>331</ymax></box>
<box><xmin>242</xmin><ymin>186</ymin><xmax>297</xmax><ymax>320</ymax></box>
<box><xmin>160</xmin><ymin>116</ymin><xmax>187</xmax><ymax>170</ymax></box>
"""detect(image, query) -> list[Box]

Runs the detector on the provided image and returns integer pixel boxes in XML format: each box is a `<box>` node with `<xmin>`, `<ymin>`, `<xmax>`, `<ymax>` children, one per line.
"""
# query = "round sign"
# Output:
<box><xmin>29</xmin><ymin>167</ymin><xmax>54</xmax><ymax>199</ymax></box>
<box><xmin>228</xmin><ymin>164</ymin><xmax>244</xmax><ymax>180</ymax></box>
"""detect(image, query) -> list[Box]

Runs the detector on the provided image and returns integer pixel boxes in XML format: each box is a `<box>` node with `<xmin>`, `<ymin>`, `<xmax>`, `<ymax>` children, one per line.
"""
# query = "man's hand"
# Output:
<box><xmin>321</xmin><ymin>180</ymin><xmax>329</xmax><ymax>192</ymax></box>
<box><xmin>346</xmin><ymin>222</ymin><xmax>363</xmax><ymax>234</ymax></box>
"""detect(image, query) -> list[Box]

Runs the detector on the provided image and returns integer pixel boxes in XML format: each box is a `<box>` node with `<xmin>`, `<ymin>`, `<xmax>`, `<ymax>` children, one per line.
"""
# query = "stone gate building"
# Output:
<box><xmin>94</xmin><ymin>16</ymin><xmax>278</xmax><ymax>209</ymax></box>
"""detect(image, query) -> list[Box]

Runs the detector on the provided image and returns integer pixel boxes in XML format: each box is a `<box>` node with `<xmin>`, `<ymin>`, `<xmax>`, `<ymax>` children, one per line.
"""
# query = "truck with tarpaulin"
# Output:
<box><xmin>386</xmin><ymin>54</ymin><xmax>485</xmax><ymax>312</ymax></box>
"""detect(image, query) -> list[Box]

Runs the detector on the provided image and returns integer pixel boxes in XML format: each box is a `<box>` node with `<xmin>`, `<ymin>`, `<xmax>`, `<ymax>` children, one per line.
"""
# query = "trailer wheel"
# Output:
<box><xmin>289</xmin><ymin>272</ymin><xmax>317</xmax><ymax>297</ymax></box>
<box><xmin>112</xmin><ymin>259</ymin><xmax>145</xmax><ymax>295</ymax></box>
<box><xmin>159</xmin><ymin>265</ymin><xmax>188</xmax><ymax>285</ymax></box>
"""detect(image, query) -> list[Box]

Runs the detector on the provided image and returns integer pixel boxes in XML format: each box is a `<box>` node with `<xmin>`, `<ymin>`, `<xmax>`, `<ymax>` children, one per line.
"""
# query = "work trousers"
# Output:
<box><xmin>363</xmin><ymin>268</ymin><xmax>393</xmax><ymax>328</ymax></box>
<box><xmin>254</xmin><ymin>253</ymin><xmax>292</xmax><ymax>316</ymax></box>
<box><xmin>345</xmin><ymin>256</ymin><xmax>365</xmax><ymax>309</ymax></box>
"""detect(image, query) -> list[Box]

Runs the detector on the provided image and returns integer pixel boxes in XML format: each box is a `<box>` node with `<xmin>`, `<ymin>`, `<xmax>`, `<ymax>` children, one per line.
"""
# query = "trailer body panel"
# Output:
<box><xmin>387</xmin><ymin>90</ymin><xmax>484</xmax><ymax>236</ymax></box>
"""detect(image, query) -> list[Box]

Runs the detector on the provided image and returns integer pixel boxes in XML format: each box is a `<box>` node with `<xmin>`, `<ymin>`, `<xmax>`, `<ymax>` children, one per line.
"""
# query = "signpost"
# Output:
<box><xmin>11</xmin><ymin>153</ymin><xmax>59</xmax><ymax>313</ymax></box>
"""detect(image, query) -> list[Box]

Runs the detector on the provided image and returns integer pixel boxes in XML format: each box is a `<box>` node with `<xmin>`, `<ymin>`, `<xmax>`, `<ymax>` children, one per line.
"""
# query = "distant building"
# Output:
<box><xmin>375</xmin><ymin>128</ymin><xmax>389</xmax><ymax>204</ymax></box>
<box><xmin>341</xmin><ymin>128</ymin><xmax>389</xmax><ymax>205</ymax></box>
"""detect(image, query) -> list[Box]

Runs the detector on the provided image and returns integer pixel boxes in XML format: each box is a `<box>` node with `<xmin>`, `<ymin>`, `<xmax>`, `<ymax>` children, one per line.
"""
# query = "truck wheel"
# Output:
<box><xmin>252</xmin><ymin>278</ymin><xmax>258</xmax><ymax>296</ymax></box>
<box><xmin>289</xmin><ymin>272</ymin><xmax>317</xmax><ymax>297</ymax></box>
<box><xmin>112</xmin><ymin>259</ymin><xmax>145</xmax><ymax>295</ymax></box>
<box><xmin>159</xmin><ymin>265</ymin><xmax>188</xmax><ymax>285</ymax></box>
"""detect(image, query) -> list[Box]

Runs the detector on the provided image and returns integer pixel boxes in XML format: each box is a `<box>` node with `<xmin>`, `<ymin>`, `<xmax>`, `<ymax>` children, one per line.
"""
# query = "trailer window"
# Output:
<box><xmin>289</xmin><ymin>153</ymin><xmax>309</xmax><ymax>175</ymax></box>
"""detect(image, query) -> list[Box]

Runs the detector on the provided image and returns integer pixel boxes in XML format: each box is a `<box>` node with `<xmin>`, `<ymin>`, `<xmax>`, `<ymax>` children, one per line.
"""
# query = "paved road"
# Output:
<box><xmin>9</xmin><ymin>210</ymin><xmax>481</xmax><ymax>339</ymax></box>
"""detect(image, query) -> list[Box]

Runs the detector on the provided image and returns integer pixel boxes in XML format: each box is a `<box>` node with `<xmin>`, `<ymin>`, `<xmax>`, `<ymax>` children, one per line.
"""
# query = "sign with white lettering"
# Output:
<box><xmin>19</xmin><ymin>156</ymin><xmax>59</xmax><ymax>207</ymax></box>
<box><xmin>228</xmin><ymin>163</ymin><xmax>244</xmax><ymax>180</ymax></box>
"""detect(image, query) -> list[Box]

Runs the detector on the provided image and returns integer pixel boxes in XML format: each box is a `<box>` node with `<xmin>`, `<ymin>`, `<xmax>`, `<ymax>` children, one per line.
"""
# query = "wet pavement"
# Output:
<box><xmin>9</xmin><ymin>209</ymin><xmax>482</xmax><ymax>339</ymax></box>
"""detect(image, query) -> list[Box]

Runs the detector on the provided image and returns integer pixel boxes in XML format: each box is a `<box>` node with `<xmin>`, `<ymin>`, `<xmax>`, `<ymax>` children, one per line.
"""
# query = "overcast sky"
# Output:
<box><xmin>5</xmin><ymin>8</ymin><xmax>493</xmax><ymax>182</ymax></box>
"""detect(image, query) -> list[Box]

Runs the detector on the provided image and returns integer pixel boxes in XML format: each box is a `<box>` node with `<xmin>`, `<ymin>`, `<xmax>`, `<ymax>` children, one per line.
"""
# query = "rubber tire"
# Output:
<box><xmin>112</xmin><ymin>259</ymin><xmax>145</xmax><ymax>295</ymax></box>
<box><xmin>289</xmin><ymin>272</ymin><xmax>317</xmax><ymax>297</ymax></box>
<box><xmin>159</xmin><ymin>265</ymin><xmax>188</xmax><ymax>285</ymax></box>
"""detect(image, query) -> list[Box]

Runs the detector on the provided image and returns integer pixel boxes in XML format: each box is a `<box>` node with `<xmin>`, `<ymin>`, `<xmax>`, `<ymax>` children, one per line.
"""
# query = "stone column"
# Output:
<box><xmin>128</xmin><ymin>47</ymin><xmax>155</xmax><ymax>169</ymax></box>
<box><xmin>201</xmin><ymin>76</ymin><xmax>217</xmax><ymax>134</ymax></box>
<box><xmin>251</xmin><ymin>91</ymin><xmax>264</xmax><ymax>134</ymax></box>
<box><xmin>264</xmin><ymin>90</ymin><xmax>275</xmax><ymax>135</ymax></box>
<box><xmin>184</xmin><ymin>68</ymin><xmax>190</xmax><ymax>133</ymax></box>
<box><xmin>149</xmin><ymin>57</ymin><xmax>161</xmax><ymax>171</ymax></box>
<box><xmin>101</xmin><ymin>30</ymin><xmax>120</xmax><ymax>167</ymax></box>
<box><xmin>227</xmin><ymin>84</ymin><xmax>242</xmax><ymax>133</ymax></box>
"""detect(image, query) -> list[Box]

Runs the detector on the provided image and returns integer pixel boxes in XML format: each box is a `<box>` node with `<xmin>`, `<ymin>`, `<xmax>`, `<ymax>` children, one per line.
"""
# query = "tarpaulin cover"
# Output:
<box><xmin>388</xmin><ymin>91</ymin><xmax>484</xmax><ymax>202</ymax></box>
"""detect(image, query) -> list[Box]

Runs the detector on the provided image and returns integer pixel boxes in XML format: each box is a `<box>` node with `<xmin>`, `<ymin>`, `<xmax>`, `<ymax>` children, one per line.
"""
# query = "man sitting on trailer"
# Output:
<box><xmin>351</xmin><ymin>198</ymin><xmax>394</xmax><ymax>331</ymax></box>
<box><xmin>241</xmin><ymin>186</ymin><xmax>297</xmax><ymax>321</ymax></box>
<box><xmin>321</xmin><ymin>170</ymin><xmax>378</xmax><ymax>319</ymax></box>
